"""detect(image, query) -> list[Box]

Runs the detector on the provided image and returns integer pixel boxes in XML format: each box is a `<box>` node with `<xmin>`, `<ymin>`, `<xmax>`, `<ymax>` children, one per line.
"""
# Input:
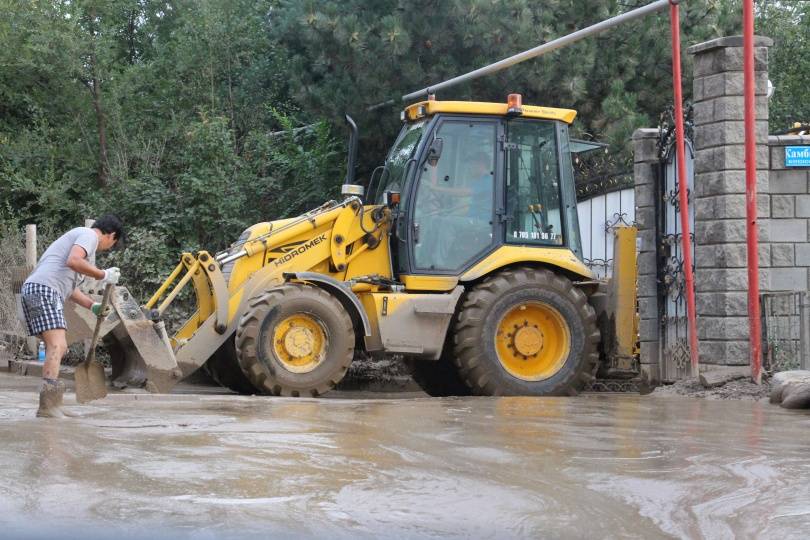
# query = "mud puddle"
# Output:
<box><xmin>1</xmin><ymin>390</ymin><xmax>810</xmax><ymax>538</ymax></box>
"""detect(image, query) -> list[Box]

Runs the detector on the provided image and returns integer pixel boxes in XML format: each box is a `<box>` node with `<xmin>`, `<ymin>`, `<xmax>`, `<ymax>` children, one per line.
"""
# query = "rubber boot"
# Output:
<box><xmin>36</xmin><ymin>380</ymin><xmax>66</xmax><ymax>418</ymax></box>
<box><xmin>36</xmin><ymin>380</ymin><xmax>79</xmax><ymax>418</ymax></box>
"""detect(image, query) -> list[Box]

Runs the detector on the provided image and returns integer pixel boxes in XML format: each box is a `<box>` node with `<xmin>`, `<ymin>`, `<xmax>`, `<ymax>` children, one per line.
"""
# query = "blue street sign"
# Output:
<box><xmin>785</xmin><ymin>146</ymin><xmax>810</xmax><ymax>167</ymax></box>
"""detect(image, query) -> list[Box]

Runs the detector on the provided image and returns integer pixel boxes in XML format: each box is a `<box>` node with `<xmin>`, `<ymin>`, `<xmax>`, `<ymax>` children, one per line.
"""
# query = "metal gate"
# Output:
<box><xmin>657</xmin><ymin>109</ymin><xmax>695</xmax><ymax>382</ymax></box>
<box><xmin>762</xmin><ymin>291</ymin><xmax>810</xmax><ymax>373</ymax></box>
<box><xmin>576</xmin><ymin>174</ymin><xmax>634</xmax><ymax>279</ymax></box>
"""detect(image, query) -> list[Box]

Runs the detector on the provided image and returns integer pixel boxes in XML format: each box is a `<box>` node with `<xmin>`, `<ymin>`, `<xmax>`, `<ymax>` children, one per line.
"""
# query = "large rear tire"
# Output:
<box><xmin>405</xmin><ymin>353</ymin><xmax>471</xmax><ymax>397</ymax></box>
<box><xmin>234</xmin><ymin>284</ymin><xmax>355</xmax><ymax>397</ymax></box>
<box><xmin>404</xmin><ymin>313</ymin><xmax>472</xmax><ymax>397</ymax></box>
<box><xmin>203</xmin><ymin>336</ymin><xmax>258</xmax><ymax>394</ymax></box>
<box><xmin>453</xmin><ymin>266</ymin><xmax>599</xmax><ymax>396</ymax></box>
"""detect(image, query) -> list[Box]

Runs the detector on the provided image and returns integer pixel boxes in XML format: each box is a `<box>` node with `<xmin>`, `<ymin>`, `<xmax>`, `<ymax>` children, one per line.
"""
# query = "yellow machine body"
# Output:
<box><xmin>103</xmin><ymin>97</ymin><xmax>639</xmax><ymax>397</ymax></box>
<box><xmin>167</xmin><ymin>200</ymin><xmax>394</xmax><ymax>373</ymax></box>
<box><xmin>162</xmin><ymin>199</ymin><xmax>596</xmax><ymax>361</ymax></box>
<box><xmin>404</xmin><ymin>100</ymin><xmax>578</xmax><ymax>124</ymax></box>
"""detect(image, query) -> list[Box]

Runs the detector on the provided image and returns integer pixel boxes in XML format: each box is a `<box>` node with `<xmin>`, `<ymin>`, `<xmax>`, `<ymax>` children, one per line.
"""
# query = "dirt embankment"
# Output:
<box><xmin>652</xmin><ymin>377</ymin><xmax>771</xmax><ymax>401</ymax></box>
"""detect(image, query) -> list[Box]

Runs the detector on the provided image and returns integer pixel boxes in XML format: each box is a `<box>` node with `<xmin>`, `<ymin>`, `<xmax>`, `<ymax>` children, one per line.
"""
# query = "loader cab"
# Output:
<box><xmin>375</xmin><ymin>96</ymin><xmax>582</xmax><ymax>282</ymax></box>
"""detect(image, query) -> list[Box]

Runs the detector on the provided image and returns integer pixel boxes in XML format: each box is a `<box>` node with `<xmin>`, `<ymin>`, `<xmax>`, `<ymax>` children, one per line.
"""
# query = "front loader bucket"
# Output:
<box><xmin>104</xmin><ymin>286</ymin><xmax>182</xmax><ymax>393</ymax></box>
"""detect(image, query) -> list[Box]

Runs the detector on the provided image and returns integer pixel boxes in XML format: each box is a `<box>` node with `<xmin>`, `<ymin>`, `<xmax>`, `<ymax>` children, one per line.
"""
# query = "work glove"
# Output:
<box><xmin>101</xmin><ymin>267</ymin><xmax>121</xmax><ymax>285</ymax></box>
<box><xmin>91</xmin><ymin>302</ymin><xmax>112</xmax><ymax>318</ymax></box>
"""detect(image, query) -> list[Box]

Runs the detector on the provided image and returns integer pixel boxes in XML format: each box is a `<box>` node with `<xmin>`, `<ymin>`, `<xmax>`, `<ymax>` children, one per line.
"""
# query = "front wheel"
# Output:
<box><xmin>453</xmin><ymin>266</ymin><xmax>599</xmax><ymax>396</ymax></box>
<box><xmin>234</xmin><ymin>284</ymin><xmax>355</xmax><ymax>397</ymax></box>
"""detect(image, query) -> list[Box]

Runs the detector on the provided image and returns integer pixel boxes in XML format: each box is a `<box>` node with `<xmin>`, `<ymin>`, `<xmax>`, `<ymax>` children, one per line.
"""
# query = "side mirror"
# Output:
<box><xmin>427</xmin><ymin>137</ymin><xmax>443</xmax><ymax>167</ymax></box>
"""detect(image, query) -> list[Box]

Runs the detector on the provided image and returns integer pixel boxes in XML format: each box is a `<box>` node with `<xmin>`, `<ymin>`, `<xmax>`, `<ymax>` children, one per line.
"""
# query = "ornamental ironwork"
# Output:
<box><xmin>655</xmin><ymin>102</ymin><xmax>695</xmax><ymax>382</ymax></box>
<box><xmin>576</xmin><ymin>172</ymin><xmax>633</xmax><ymax>201</ymax></box>
<box><xmin>657</xmin><ymin>102</ymin><xmax>694</xmax><ymax>161</ymax></box>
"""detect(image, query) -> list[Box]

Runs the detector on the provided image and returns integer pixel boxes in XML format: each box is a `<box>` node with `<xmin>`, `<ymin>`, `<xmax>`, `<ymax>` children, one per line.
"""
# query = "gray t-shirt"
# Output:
<box><xmin>24</xmin><ymin>227</ymin><xmax>98</xmax><ymax>300</ymax></box>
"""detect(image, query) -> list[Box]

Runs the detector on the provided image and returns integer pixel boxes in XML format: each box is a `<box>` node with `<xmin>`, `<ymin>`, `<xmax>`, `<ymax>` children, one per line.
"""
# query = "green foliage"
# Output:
<box><xmin>98</xmin><ymin>109</ymin><xmax>342</xmax><ymax>296</ymax></box>
<box><xmin>99</xmin><ymin>226</ymin><xmax>174</xmax><ymax>298</ymax></box>
<box><xmin>0</xmin><ymin>0</ymin><xmax>806</xmax><ymax>309</ymax></box>
<box><xmin>242</xmin><ymin>112</ymin><xmax>342</xmax><ymax>217</ymax></box>
<box><xmin>1</xmin><ymin>0</ymin><xmax>342</xmax><ymax>304</ymax></box>
<box><xmin>757</xmin><ymin>1</ymin><xmax>810</xmax><ymax>130</ymax></box>
<box><xmin>270</xmin><ymin>0</ymin><xmax>748</xmax><ymax>173</ymax></box>
<box><xmin>0</xmin><ymin>223</ymin><xmax>26</xmax><ymax>336</ymax></box>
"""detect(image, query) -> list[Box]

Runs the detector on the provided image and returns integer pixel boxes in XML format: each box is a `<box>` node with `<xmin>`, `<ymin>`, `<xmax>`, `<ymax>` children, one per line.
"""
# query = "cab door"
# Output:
<box><xmin>403</xmin><ymin>117</ymin><xmax>501</xmax><ymax>275</ymax></box>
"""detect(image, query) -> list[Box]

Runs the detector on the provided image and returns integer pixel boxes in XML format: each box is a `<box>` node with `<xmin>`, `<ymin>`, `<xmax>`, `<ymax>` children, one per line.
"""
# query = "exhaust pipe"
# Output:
<box><xmin>341</xmin><ymin>114</ymin><xmax>364</xmax><ymax>198</ymax></box>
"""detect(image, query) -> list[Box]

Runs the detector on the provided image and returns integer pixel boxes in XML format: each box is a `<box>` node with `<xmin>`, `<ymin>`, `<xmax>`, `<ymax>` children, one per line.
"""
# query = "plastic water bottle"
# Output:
<box><xmin>37</xmin><ymin>342</ymin><xmax>45</xmax><ymax>363</ymax></box>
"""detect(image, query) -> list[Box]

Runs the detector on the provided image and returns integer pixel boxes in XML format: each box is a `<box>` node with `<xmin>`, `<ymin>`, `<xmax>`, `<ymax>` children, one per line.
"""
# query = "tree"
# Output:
<box><xmin>757</xmin><ymin>1</ymin><xmax>810</xmax><ymax>130</ymax></box>
<box><xmin>0</xmin><ymin>0</ymin><xmax>806</xmax><ymax>302</ymax></box>
<box><xmin>270</xmin><ymin>0</ymin><xmax>742</xmax><ymax>174</ymax></box>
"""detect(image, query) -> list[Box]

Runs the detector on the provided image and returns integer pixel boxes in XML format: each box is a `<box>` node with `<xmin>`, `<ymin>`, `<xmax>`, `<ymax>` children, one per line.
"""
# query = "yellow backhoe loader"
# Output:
<box><xmin>76</xmin><ymin>95</ymin><xmax>639</xmax><ymax>397</ymax></box>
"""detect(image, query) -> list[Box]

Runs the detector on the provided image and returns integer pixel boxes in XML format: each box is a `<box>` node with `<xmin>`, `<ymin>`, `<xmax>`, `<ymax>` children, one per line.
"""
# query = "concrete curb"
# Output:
<box><xmin>8</xmin><ymin>359</ymin><xmax>79</xmax><ymax>380</ymax></box>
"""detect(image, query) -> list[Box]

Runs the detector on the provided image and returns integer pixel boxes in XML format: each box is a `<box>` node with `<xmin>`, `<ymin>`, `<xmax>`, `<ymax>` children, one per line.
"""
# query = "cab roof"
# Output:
<box><xmin>403</xmin><ymin>100</ymin><xmax>577</xmax><ymax>124</ymax></box>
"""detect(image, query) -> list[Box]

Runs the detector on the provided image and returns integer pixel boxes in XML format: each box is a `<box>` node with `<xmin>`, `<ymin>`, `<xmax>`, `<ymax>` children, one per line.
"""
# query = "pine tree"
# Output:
<box><xmin>271</xmin><ymin>0</ymin><xmax>743</xmax><ymax>174</ymax></box>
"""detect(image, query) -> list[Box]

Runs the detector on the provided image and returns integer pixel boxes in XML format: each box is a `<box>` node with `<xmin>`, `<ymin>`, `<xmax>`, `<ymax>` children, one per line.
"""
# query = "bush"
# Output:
<box><xmin>0</xmin><ymin>223</ymin><xmax>27</xmax><ymax>337</ymax></box>
<box><xmin>94</xmin><ymin>110</ymin><xmax>344</xmax><ymax>312</ymax></box>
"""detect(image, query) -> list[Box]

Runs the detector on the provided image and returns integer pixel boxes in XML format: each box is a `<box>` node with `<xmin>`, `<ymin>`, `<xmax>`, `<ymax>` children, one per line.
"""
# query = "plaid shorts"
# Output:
<box><xmin>20</xmin><ymin>282</ymin><xmax>66</xmax><ymax>336</ymax></box>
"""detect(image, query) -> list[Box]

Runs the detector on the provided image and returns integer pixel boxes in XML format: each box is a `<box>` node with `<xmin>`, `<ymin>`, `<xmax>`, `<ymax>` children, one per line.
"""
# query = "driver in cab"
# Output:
<box><xmin>425</xmin><ymin>150</ymin><xmax>493</xmax><ymax>222</ymax></box>
<box><xmin>416</xmin><ymin>149</ymin><xmax>494</xmax><ymax>270</ymax></box>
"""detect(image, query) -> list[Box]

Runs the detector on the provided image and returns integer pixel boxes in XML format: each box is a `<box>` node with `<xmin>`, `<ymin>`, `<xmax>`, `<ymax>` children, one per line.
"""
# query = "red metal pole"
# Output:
<box><xmin>669</xmin><ymin>2</ymin><xmax>700</xmax><ymax>377</ymax></box>
<box><xmin>743</xmin><ymin>0</ymin><xmax>762</xmax><ymax>384</ymax></box>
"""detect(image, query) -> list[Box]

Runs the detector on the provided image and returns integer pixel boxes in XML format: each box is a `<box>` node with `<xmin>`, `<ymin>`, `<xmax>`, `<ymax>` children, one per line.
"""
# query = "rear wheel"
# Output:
<box><xmin>203</xmin><ymin>336</ymin><xmax>258</xmax><ymax>394</ymax></box>
<box><xmin>234</xmin><ymin>284</ymin><xmax>355</xmax><ymax>397</ymax></box>
<box><xmin>453</xmin><ymin>266</ymin><xmax>599</xmax><ymax>396</ymax></box>
<box><xmin>405</xmin><ymin>354</ymin><xmax>471</xmax><ymax>397</ymax></box>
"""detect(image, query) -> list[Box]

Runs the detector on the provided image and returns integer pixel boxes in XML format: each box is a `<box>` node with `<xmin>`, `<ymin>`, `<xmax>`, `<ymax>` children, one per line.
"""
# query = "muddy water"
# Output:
<box><xmin>0</xmin><ymin>391</ymin><xmax>809</xmax><ymax>539</ymax></box>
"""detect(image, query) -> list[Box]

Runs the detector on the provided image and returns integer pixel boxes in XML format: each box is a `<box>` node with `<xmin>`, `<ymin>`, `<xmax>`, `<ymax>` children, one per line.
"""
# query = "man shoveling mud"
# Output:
<box><xmin>20</xmin><ymin>215</ymin><xmax>124</xmax><ymax>418</ymax></box>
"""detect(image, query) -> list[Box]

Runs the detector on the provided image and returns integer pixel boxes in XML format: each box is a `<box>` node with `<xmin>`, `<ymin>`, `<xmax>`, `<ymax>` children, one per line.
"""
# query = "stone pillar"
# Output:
<box><xmin>688</xmin><ymin>36</ymin><xmax>772</xmax><ymax>366</ymax></box>
<box><xmin>633</xmin><ymin>128</ymin><xmax>661</xmax><ymax>382</ymax></box>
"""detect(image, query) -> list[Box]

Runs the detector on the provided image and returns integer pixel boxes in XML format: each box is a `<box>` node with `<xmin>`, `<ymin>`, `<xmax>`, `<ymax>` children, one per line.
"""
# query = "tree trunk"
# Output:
<box><xmin>90</xmin><ymin>56</ymin><xmax>109</xmax><ymax>188</ymax></box>
<box><xmin>87</xmin><ymin>6</ymin><xmax>108</xmax><ymax>188</ymax></box>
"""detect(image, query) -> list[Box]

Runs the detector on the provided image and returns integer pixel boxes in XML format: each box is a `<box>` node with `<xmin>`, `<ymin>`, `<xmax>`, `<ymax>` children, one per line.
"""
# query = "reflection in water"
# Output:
<box><xmin>0</xmin><ymin>392</ymin><xmax>808</xmax><ymax>539</ymax></box>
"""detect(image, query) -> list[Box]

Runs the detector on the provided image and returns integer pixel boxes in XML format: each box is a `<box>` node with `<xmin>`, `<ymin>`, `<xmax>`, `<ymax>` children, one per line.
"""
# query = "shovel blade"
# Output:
<box><xmin>75</xmin><ymin>360</ymin><xmax>108</xmax><ymax>403</ymax></box>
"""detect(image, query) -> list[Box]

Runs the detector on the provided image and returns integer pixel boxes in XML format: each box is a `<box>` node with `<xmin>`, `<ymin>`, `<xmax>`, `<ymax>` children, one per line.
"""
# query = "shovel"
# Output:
<box><xmin>75</xmin><ymin>283</ymin><xmax>113</xmax><ymax>404</ymax></box>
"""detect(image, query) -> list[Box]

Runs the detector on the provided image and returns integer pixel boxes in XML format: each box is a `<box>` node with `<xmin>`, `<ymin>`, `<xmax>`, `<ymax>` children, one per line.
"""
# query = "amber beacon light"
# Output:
<box><xmin>506</xmin><ymin>93</ymin><xmax>523</xmax><ymax>115</ymax></box>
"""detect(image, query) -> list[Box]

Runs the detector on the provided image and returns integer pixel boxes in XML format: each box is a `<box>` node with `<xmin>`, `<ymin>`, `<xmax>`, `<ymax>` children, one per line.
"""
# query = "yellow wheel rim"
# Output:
<box><xmin>494</xmin><ymin>302</ymin><xmax>571</xmax><ymax>381</ymax></box>
<box><xmin>271</xmin><ymin>313</ymin><xmax>328</xmax><ymax>374</ymax></box>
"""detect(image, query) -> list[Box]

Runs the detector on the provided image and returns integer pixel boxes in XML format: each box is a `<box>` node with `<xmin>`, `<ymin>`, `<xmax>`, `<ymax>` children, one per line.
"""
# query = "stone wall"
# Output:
<box><xmin>630</xmin><ymin>35</ymin><xmax>810</xmax><ymax>378</ymax></box>
<box><xmin>767</xmin><ymin>134</ymin><xmax>810</xmax><ymax>290</ymax></box>
<box><xmin>689</xmin><ymin>36</ymin><xmax>773</xmax><ymax>367</ymax></box>
<box><xmin>635</xmin><ymin>35</ymin><xmax>782</xmax><ymax>379</ymax></box>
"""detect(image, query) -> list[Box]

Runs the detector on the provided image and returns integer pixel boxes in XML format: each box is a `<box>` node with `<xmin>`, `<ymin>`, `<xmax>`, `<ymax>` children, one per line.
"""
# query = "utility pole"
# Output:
<box><xmin>742</xmin><ymin>0</ymin><xmax>762</xmax><ymax>383</ymax></box>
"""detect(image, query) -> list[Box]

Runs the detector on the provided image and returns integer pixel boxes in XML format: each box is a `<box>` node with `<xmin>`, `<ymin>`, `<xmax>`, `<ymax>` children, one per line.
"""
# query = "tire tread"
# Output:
<box><xmin>234</xmin><ymin>284</ymin><xmax>354</xmax><ymax>396</ymax></box>
<box><xmin>454</xmin><ymin>266</ymin><xmax>599</xmax><ymax>396</ymax></box>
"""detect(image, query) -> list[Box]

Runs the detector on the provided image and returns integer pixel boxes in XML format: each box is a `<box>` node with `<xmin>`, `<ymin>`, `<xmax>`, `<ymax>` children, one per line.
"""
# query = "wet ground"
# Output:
<box><xmin>1</xmin><ymin>373</ymin><xmax>809</xmax><ymax>539</ymax></box>
<box><xmin>652</xmin><ymin>376</ymin><xmax>772</xmax><ymax>401</ymax></box>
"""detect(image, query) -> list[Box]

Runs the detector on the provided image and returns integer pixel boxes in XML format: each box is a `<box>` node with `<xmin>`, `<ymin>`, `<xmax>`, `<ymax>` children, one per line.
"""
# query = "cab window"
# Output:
<box><xmin>505</xmin><ymin>120</ymin><xmax>564</xmax><ymax>246</ymax></box>
<box><xmin>411</xmin><ymin>120</ymin><xmax>496</xmax><ymax>271</ymax></box>
<box><xmin>375</xmin><ymin>120</ymin><xmax>425</xmax><ymax>204</ymax></box>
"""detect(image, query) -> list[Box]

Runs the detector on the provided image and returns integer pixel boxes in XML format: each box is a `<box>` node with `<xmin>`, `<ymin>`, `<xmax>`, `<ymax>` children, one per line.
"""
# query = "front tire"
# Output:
<box><xmin>234</xmin><ymin>284</ymin><xmax>355</xmax><ymax>397</ymax></box>
<box><xmin>453</xmin><ymin>266</ymin><xmax>599</xmax><ymax>396</ymax></box>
